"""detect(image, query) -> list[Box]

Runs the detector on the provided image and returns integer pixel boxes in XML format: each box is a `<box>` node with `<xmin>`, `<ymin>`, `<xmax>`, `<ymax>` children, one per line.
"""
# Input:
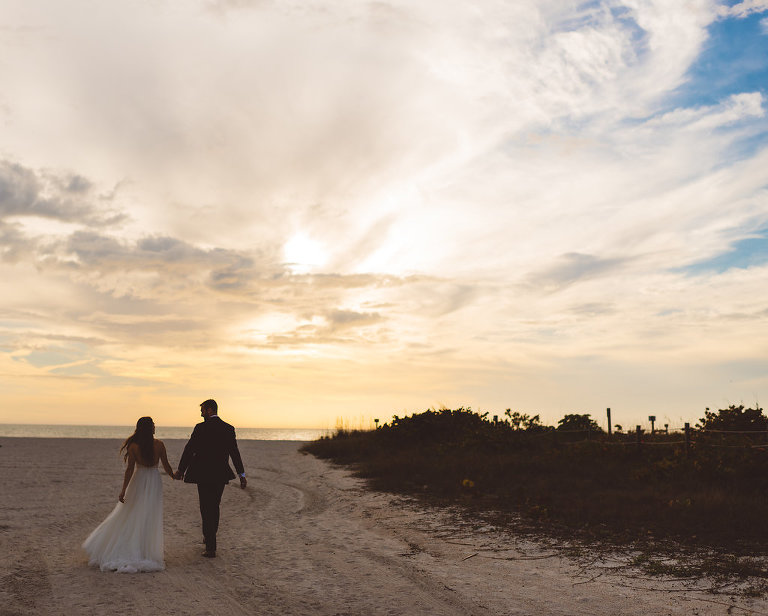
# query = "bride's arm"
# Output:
<box><xmin>119</xmin><ymin>445</ymin><xmax>137</xmax><ymax>503</ymax></box>
<box><xmin>157</xmin><ymin>440</ymin><xmax>174</xmax><ymax>478</ymax></box>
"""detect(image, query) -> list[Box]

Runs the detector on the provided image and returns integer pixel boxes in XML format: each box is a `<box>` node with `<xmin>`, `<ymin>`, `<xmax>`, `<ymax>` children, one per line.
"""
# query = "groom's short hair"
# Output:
<box><xmin>201</xmin><ymin>399</ymin><xmax>218</xmax><ymax>413</ymax></box>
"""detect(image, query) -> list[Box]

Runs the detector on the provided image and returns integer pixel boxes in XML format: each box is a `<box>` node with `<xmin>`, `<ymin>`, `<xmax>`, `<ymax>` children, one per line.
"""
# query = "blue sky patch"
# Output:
<box><xmin>670</xmin><ymin>11</ymin><xmax>768</xmax><ymax>110</ymax></box>
<box><xmin>681</xmin><ymin>228</ymin><xmax>768</xmax><ymax>274</ymax></box>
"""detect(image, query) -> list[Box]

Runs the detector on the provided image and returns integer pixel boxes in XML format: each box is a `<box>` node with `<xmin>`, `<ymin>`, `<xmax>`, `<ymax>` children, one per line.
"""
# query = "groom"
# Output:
<box><xmin>175</xmin><ymin>399</ymin><xmax>246</xmax><ymax>558</ymax></box>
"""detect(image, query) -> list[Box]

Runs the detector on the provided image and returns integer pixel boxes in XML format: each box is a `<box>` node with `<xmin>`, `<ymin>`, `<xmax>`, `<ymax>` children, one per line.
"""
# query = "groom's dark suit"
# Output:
<box><xmin>178</xmin><ymin>416</ymin><xmax>245</xmax><ymax>554</ymax></box>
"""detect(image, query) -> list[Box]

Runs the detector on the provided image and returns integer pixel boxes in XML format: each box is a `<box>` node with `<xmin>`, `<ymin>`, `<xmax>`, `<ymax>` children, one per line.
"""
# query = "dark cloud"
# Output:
<box><xmin>65</xmin><ymin>231</ymin><xmax>124</xmax><ymax>264</ymax></box>
<box><xmin>0</xmin><ymin>160</ymin><xmax>124</xmax><ymax>226</ymax></box>
<box><xmin>137</xmin><ymin>235</ymin><xmax>192</xmax><ymax>256</ymax></box>
<box><xmin>529</xmin><ymin>252</ymin><xmax>630</xmax><ymax>290</ymax></box>
<box><xmin>65</xmin><ymin>175</ymin><xmax>92</xmax><ymax>194</ymax></box>
<box><xmin>0</xmin><ymin>162</ymin><xmax>37</xmax><ymax>214</ymax></box>
<box><xmin>65</xmin><ymin>231</ymin><xmax>249</xmax><ymax>272</ymax></box>
<box><xmin>326</xmin><ymin>309</ymin><xmax>382</xmax><ymax>327</ymax></box>
<box><xmin>208</xmin><ymin>255</ymin><xmax>261</xmax><ymax>291</ymax></box>
<box><xmin>0</xmin><ymin>220</ymin><xmax>31</xmax><ymax>263</ymax></box>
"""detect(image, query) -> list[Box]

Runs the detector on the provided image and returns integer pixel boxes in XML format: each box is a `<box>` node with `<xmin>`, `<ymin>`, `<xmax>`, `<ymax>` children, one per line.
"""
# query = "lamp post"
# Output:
<box><xmin>648</xmin><ymin>415</ymin><xmax>656</xmax><ymax>435</ymax></box>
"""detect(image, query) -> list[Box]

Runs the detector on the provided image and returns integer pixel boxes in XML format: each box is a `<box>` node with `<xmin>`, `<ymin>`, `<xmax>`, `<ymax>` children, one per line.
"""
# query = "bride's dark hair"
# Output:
<box><xmin>120</xmin><ymin>417</ymin><xmax>155</xmax><ymax>464</ymax></box>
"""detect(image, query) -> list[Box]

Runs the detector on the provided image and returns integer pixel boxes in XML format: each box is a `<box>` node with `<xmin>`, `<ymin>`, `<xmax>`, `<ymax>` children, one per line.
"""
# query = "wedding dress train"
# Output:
<box><xmin>82</xmin><ymin>465</ymin><xmax>164</xmax><ymax>573</ymax></box>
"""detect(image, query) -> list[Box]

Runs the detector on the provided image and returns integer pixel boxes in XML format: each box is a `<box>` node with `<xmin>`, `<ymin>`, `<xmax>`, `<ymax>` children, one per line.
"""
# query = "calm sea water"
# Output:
<box><xmin>0</xmin><ymin>424</ymin><xmax>329</xmax><ymax>441</ymax></box>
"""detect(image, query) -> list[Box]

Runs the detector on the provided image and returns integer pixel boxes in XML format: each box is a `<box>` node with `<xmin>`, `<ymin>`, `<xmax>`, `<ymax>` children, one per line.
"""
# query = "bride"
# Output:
<box><xmin>83</xmin><ymin>416</ymin><xmax>175</xmax><ymax>572</ymax></box>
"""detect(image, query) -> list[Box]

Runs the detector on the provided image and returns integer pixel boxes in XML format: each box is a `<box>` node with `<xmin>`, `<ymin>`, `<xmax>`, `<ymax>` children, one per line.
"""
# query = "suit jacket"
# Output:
<box><xmin>178</xmin><ymin>416</ymin><xmax>245</xmax><ymax>484</ymax></box>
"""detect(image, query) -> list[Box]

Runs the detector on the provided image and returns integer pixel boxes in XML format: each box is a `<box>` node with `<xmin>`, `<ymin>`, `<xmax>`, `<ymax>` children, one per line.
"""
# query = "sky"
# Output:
<box><xmin>0</xmin><ymin>0</ymin><xmax>767</xmax><ymax>430</ymax></box>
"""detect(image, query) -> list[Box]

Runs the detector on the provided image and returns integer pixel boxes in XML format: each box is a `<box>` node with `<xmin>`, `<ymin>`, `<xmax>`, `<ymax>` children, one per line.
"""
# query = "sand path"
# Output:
<box><xmin>1</xmin><ymin>438</ymin><xmax>766</xmax><ymax>615</ymax></box>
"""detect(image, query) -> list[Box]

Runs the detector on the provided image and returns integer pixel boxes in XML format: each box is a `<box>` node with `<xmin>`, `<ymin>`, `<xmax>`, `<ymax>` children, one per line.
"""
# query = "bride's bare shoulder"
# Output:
<box><xmin>153</xmin><ymin>439</ymin><xmax>167</xmax><ymax>457</ymax></box>
<box><xmin>125</xmin><ymin>441</ymin><xmax>139</xmax><ymax>461</ymax></box>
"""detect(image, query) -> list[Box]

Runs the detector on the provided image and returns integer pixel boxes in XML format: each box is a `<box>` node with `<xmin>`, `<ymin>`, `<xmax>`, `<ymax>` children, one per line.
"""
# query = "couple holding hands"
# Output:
<box><xmin>83</xmin><ymin>399</ymin><xmax>246</xmax><ymax>572</ymax></box>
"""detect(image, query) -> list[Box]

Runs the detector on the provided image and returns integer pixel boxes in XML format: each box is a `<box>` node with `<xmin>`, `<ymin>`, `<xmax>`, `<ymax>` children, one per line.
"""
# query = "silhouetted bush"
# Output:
<box><xmin>556</xmin><ymin>413</ymin><xmax>603</xmax><ymax>432</ymax></box>
<box><xmin>302</xmin><ymin>407</ymin><xmax>768</xmax><ymax>550</ymax></box>
<box><xmin>504</xmin><ymin>410</ymin><xmax>550</xmax><ymax>432</ymax></box>
<box><xmin>697</xmin><ymin>404</ymin><xmax>767</xmax><ymax>431</ymax></box>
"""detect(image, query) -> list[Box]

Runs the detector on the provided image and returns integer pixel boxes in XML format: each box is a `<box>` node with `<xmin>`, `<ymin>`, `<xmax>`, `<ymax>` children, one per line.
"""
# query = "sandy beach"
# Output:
<box><xmin>1</xmin><ymin>437</ymin><xmax>766</xmax><ymax>615</ymax></box>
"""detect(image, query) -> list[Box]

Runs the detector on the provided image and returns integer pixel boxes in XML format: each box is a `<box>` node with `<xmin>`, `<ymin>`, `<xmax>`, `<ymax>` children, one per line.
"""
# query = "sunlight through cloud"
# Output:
<box><xmin>283</xmin><ymin>233</ymin><xmax>328</xmax><ymax>274</ymax></box>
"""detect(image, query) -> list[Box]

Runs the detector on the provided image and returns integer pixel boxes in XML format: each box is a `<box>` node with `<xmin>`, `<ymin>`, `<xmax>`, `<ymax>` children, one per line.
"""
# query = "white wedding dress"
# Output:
<box><xmin>83</xmin><ymin>464</ymin><xmax>165</xmax><ymax>573</ymax></box>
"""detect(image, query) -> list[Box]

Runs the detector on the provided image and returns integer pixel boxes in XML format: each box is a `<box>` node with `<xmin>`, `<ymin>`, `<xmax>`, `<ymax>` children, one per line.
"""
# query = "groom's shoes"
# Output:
<box><xmin>202</xmin><ymin>550</ymin><xmax>216</xmax><ymax>558</ymax></box>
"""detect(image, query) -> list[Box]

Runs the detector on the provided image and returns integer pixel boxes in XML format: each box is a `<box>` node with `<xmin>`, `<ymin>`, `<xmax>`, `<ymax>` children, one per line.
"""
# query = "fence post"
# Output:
<box><xmin>636</xmin><ymin>425</ymin><xmax>642</xmax><ymax>452</ymax></box>
<box><xmin>607</xmin><ymin>407</ymin><xmax>612</xmax><ymax>435</ymax></box>
<box><xmin>684</xmin><ymin>422</ymin><xmax>690</xmax><ymax>458</ymax></box>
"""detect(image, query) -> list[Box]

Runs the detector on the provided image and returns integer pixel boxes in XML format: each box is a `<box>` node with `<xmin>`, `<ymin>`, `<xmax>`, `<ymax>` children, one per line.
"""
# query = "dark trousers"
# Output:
<box><xmin>197</xmin><ymin>482</ymin><xmax>226</xmax><ymax>552</ymax></box>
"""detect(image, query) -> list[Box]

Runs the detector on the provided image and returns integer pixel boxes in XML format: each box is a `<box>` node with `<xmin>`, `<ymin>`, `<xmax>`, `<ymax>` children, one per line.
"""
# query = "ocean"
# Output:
<box><xmin>0</xmin><ymin>424</ymin><xmax>329</xmax><ymax>441</ymax></box>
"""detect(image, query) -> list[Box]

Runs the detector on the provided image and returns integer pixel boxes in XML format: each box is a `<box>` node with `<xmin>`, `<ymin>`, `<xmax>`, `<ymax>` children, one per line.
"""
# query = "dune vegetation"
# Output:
<box><xmin>302</xmin><ymin>405</ymin><xmax>768</xmax><ymax>551</ymax></box>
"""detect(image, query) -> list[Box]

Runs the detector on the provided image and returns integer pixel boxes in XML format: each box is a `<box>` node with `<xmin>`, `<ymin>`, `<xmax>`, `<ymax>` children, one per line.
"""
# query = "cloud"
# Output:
<box><xmin>326</xmin><ymin>309</ymin><xmax>382</xmax><ymax>328</ymax></box>
<box><xmin>246</xmin><ymin>309</ymin><xmax>386</xmax><ymax>348</ymax></box>
<box><xmin>65</xmin><ymin>231</ymin><xmax>220</xmax><ymax>270</ymax></box>
<box><xmin>0</xmin><ymin>220</ymin><xmax>31</xmax><ymax>263</ymax></box>
<box><xmin>718</xmin><ymin>0</ymin><xmax>768</xmax><ymax>19</ymax></box>
<box><xmin>0</xmin><ymin>160</ymin><xmax>124</xmax><ymax>227</ymax></box>
<box><xmin>527</xmin><ymin>253</ymin><xmax>632</xmax><ymax>292</ymax></box>
<box><xmin>645</xmin><ymin>92</ymin><xmax>765</xmax><ymax>130</ymax></box>
<box><xmin>51</xmin><ymin>230</ymin><xmax>271</xmax><ymax>300</ymax></box>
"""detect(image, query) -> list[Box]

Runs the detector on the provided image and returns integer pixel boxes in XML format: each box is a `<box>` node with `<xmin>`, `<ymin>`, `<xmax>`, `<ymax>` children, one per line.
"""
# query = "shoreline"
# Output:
<box><xmin>0</xmin><ymin>425</ymin><xmax>329</xmax><ymax>440</ymax></box>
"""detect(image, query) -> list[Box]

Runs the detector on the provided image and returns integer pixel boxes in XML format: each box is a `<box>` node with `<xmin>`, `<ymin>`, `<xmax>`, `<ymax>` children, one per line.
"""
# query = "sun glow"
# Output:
<box><xmin>283</xmin><ymin>233</ymin><xmax>327</xmax><ymax>273</ymax></box>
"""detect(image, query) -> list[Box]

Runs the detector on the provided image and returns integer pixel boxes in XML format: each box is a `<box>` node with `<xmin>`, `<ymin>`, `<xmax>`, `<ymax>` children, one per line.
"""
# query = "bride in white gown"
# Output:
<box><xmin>83</xmin><ymin>417</ymin><xmax>175</xmax><ymax>573</ymax></box>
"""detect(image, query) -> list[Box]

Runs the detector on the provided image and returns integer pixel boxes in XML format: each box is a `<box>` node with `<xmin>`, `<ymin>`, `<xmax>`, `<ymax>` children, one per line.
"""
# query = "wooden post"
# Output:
<box><xmin>607</xmin><ymin>408</ymin><xmax>612</xmax><ymax>435</ymax></box>
<box><xmin>684</xmin><ymin>422</ymin><xmax>690</xmax><ymax>458</ymax></box>
<box><xmin>636</xmin><ymin>425</ymin><xmax>642</xmax><ymax>452</ymax></box>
